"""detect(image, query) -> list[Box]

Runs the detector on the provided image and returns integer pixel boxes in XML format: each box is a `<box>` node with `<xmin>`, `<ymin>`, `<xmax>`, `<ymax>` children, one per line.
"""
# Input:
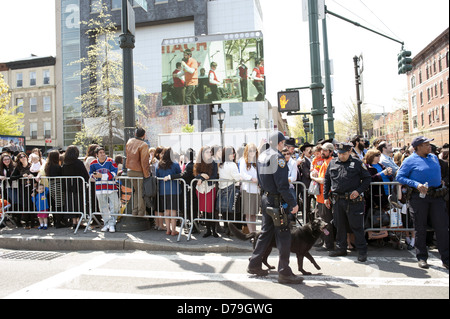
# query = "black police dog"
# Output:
<box><xmin>229</xmin><ymin>217</ymin><xmax>329</xmax><ymax>275</ymax></box>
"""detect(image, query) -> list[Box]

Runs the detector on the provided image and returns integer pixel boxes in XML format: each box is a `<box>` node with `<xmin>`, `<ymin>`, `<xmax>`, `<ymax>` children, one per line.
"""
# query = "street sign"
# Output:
<box><xmin>302</xmin><ymin>0</ymin><xmax>325</xmax><ymax>22</ymax></box>
<box><xmin>134</xmin><ymin>0</ymin><xmax>148</xmax><ymax>12</ymax></box>
<box><xmin>45</xmin><ymin>139</ymin><xmax>52</xmax><ymax>144</ymax></box>
<box><xmin>278</xmin><ymin>90</ymin><xmax>300</xmax><ymax>113</ymax></box>
<box><xmin>127</xmin><ymin>1</ymin><xmax>135</xmax><ymax>35</ymax></box>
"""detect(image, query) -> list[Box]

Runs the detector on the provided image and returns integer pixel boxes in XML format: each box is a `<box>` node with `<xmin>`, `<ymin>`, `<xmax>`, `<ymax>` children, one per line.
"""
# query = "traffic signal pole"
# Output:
<box><xmin>308</xmin><ymin>0</ymin><xmax>326</xmax><ymax>143</ymax></box>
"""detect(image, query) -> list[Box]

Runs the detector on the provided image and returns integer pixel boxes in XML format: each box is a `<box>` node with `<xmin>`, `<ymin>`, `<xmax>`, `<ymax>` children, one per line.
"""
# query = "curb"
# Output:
<box><xmin>0</xmin><ymin>234</ymin><xmax>253</xmax><ymax>253</ymax></box>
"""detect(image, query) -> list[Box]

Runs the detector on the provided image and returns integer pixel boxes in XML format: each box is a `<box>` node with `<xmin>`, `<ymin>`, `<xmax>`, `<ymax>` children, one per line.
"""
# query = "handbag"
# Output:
<box><xmin>364</xmin><ymin>208</ymin><xmax>390</xmax><ymax>229</ymax></box>
<box><xmin>196</xmin><ymin>180</ymin><xmax>215</xmax><ymax>194</ymax></box>
<box><xmin>388</xmin><ymin>207</ymin><xmax>403</xmax><ymax>228</ymax></box>
<box><xmin>308</xmin><ymin>180</ymin><xmax>320</xmax><ymax>196</ymax></box>
<box><xmin>216</xmin><ymin>184</ymin><xmax>236</xmax><ymax>213</ymax></box>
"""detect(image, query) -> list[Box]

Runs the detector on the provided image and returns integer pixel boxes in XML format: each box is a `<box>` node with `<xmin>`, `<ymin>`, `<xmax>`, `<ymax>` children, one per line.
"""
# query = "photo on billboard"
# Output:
<box><xmin>161</xmin><ymin>31</ymin><xmax>264</xmax><ymax>107</ymax></box>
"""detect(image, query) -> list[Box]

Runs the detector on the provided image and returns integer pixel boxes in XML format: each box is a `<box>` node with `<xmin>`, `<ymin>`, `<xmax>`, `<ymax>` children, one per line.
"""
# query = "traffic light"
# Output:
<box><xmin>398</xmin><ymin>50</ymin><xmax>413</xmax><ymax>75</ymax></box>
<box><xmin>303</xmin><ymin>116</ymin><xmax>311</xmax><ymax>133</ymax></box>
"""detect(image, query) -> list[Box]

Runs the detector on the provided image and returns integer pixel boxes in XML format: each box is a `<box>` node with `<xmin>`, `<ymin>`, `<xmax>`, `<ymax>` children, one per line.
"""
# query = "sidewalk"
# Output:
<box><xmin>0</xmin><ymin>221</ymin><xmax>254</xmax><ymax>253</ymax></box>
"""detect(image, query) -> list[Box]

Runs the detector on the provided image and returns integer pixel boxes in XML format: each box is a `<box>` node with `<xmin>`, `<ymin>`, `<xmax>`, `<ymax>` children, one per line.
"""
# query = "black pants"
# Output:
<box><xmin>248</xmin><ymin>195</ymin><xmax>293</xmax><ymax>276</ymax></box>
<box><xmin>409</xmin><ymin>193</ymin><xmax>449</xmax><ymax>264</ymax></box>
<box><xmin>317</xmin><ymin>202</ymin><xmax>335</xmax><ymax>249</ymax></box>
<box><xmin>333</xmin><ymin>198</ymin><xmax>367</xmax><ymax>254</ymax></box>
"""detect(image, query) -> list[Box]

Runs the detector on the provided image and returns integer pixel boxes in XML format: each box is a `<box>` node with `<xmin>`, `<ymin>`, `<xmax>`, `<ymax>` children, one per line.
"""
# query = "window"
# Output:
<box><xmin>90</xmin><ymin>0</ymin><xmax>101</xmax><ymax>13</ymax></box>
<box><xmin>439</xmin><ymin>56</ymin><xmax>442</xmax><ymax>72</ymax></box>
<box><xmin>44</xmin><ymin>122</ymin><xmax>51</xmax><ymax>139</ymax></box>
<box><xmin>30</xmin><ymin>71</ymin><xmax>36</xmax><ymax>86</ymax></box>
<box><xmin>30</xmin><ymin>123</ymin><xmax>38</xmax><ymax>140</ymax></box>
<box><xmin>16</xmin><ymin>73</ymin><xmax>23</xmax><ymax>87</ymax></box>
<box><xmin>420</xmin><ymin>91</ymin><xmax>423</xmax><ymax>105</ymax></box>
<box><xmin>434</xmin><ymin>84</ymin><xmax>438</xmax><ymax>97</ymax></box>
<box><xmin>16</xmin><ymin>98</ymin><xmax>24</xmax><ymax>113</ymax></box>
<box><xmin>421</xmin><ymin>112</ymin><xmax>424</xmax><ymax>126</ymax></box>
<box><xmin>43</xmin><ymin>70</ymin><xmax>50</xmax><ymax>85</ymax></box>
<box><xmin>442</xmin><ymin>105</ymin><xmax>446</xmax><ymax>122</ymax></box>
<box><xmin>427</xmin><ymin>88</ymin><xmax>431</xmax><ymax>102</ymax></box>
<box><xmin>30</xmin><ymin>97</ymin><xmax>37</xmax><ymax>113</ymax></box>
<box><xmin>440</xmin><ymin>81</ymin><xmax>444</xmax><ymax>97</ymax></box>
<box><xmin>411</xmin><ymin>75</ymin><xmax>416</xmax><ymax>89</ymax></box>
<box><xmin>43</xmin><ymin>96</ymin><xmax>51</xmax><ymax>112</ymax></box>
<box><xmin>112</xmin><ymin>0</ymin><xmax>121</xmax><ymax>9</ymax></box>
<box><xmin>419</xmin><ymin>70</ymin><xmax>422</xmax><ymax>84</ymax></box>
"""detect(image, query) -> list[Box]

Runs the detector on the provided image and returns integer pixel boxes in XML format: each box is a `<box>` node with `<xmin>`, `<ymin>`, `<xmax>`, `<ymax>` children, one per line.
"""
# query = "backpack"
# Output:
<box><xmin>142</xmin><ymin>176</ymin><xmax>157</xmax><ymax>210</ymax></box>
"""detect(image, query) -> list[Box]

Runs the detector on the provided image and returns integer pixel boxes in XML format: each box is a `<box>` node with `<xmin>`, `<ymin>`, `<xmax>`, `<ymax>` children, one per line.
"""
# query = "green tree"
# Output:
<box><xmin>0</xmin><ymin>74</ymin><xmax>24</xmax><ymax>135</ymax></box>
<box><xmin>70</xmin><ymin>2</ymin><xmax>145</xmax><ymax>156</ymax></box>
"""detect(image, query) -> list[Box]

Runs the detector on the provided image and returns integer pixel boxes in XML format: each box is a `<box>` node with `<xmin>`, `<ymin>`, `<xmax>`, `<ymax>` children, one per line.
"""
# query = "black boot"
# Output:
<box><xmin>212</xmin><ymin>222</ymin><xmax>219</xmax><ymax>238</ymax></box>
<box><xmin>203</xmin><ymin>222</ymin><xmax>212</xmax><ymax>238</ymax></box>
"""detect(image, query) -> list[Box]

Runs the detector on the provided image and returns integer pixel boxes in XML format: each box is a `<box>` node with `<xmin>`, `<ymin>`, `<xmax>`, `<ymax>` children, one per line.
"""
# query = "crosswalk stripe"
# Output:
<box><xmin>86</xmin><ymin>268</ymin><xmax>449</xmax><ymax>287</ymax></box>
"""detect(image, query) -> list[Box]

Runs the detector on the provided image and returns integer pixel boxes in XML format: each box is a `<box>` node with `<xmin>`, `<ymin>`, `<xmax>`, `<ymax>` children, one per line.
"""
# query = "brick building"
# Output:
<box><xmin>372</xmin><ymin>109</ymin><xmax>409</xmax><ymax>148</ymax></box>
<box><xmin>407</xmin><ymin>28</ymin><xmax>449</xmax><ymax>147</ymax></box>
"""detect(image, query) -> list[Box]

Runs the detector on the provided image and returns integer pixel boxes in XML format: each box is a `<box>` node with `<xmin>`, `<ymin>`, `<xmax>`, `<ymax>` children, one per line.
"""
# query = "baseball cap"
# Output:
<box><xmin>411</xmin><ymin>136</ymin><xmax>434</xmax><ymax>148</ymax></box>
<box><xmin>322</xmin><ymin>142</ymin><xmax>334</xmax><ymax>152</ymax></box>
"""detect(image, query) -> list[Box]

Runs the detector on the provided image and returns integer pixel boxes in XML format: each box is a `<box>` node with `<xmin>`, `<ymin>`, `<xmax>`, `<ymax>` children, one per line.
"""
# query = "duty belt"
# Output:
<box><xmin>412</xmin><ymin>186</ymin><xmax>448</xmax><ymax>198</ymax></box>
<box><xmin>331</xmin><ymin>192</ymin><xmax>363</xmax><ymax>202</ymax></box>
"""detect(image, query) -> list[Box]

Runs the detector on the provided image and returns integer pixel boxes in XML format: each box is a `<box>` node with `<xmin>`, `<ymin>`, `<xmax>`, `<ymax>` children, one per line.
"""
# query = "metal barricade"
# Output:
<box><xmin>0</xmin><ymin>176</ymin><xmax>87</xmax><ymax>234</ymax></box>
<box><xmin>366</xmin><ymin>181</ymin><xmax>415</xmax><ymax>245</ymax></box>
<box><xmin>188</xmin><ymin>178</ymin><xmax>261</xmax><ymax>240</ymax></box>
<box><xmin>292</xmin><ymin>181</ymin><xmax>308</xmax><ymax>224</ymax></box>
<box><xmin>85</xmin><ymin>176</ymin><xmax>188</xmax><ymax>242</ymax></box>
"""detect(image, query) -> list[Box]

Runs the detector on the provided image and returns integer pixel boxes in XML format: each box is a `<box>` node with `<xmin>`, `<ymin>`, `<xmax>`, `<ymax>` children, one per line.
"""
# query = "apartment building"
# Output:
<box><xmin>407</xmin><ymin>28</ymin><xmax>449</xmax><ymax>146</ymax></box>
<box><xmin>0</xmin><ymin>56</ymin><xmax>57</xmax><ymax>152</ymax></box>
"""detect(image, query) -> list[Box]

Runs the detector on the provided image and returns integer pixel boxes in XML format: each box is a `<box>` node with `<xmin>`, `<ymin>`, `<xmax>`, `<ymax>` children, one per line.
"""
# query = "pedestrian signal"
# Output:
<box><xmin>278</xmin><ymin>90</ymin><xmax>300</xmax><ymax>113</ymax></box>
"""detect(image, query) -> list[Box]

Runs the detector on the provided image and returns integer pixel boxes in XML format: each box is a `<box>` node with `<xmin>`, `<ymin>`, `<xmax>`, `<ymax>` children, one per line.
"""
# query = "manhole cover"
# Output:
<box><xmin>0</xmin><ymin>251</ymin><xmax>65</xmax><ymax>261</ymax></box>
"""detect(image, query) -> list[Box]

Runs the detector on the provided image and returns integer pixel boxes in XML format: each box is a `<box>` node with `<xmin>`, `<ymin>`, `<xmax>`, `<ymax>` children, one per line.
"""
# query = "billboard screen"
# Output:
<box><xmin>161</xmin><ymin>31</ymin><xmax>264</xmax><ymax>106</ymax></box>
<box><xmin>0</xmin><ymin>135</ymin><xmax>26</xmax><ymax>154</ymax></box>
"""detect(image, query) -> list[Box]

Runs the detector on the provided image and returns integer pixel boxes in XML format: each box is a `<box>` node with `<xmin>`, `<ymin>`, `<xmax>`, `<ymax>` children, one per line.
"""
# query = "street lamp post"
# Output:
<box><xmin>252</xmin><ymin>114</ymin><xmax>259</xmax><ymax>130</ymax></box>
<box><xmin>216</xmin><ymin>105</ymin><xmax>226</xmax><ymax>148</ymax></box>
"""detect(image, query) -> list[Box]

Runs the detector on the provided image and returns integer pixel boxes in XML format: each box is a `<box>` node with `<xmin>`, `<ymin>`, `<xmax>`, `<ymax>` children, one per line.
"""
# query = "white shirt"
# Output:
<box><xmin>287</xmin><ymin>157</ymin><xmax>297</xmax><ymax>188</ymax></box>
<box><xmin>218</xmin><ymin>161</ymin><xmax>242</xmax><ymax>189</ymax></box>
<box><xmin>238</xmin><ymin>157</ymin><xmax>258</xmax><ymax>194</ymax></box>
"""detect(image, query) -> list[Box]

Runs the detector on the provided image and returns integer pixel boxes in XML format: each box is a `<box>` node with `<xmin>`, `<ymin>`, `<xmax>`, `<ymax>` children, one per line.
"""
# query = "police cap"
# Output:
<box><xmin>337</xmin><ymin>142</ymin><xmax>353</xmax><ymax>154</ymax></box>
<box><xmin>269</xmin><ymin>131</ymin><xmax>287</xmax><ymax>146</ymax></box>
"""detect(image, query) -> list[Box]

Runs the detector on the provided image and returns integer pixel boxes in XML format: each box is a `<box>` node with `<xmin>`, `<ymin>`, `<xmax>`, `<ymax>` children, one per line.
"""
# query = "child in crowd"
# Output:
<box><xmin>29</xmin><ymin>153</ymin><xmax>42</xmax><ymax>176</ymax></box>
<box><xmin>31</xmin><ymin>183</ymin><xmax>50</xmax><ymax>230</ymax></box>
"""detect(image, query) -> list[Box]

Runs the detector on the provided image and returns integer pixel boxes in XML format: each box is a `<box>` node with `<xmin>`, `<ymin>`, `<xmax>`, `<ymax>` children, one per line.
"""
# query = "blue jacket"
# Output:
<box><xmin>396</xmin><ymin>152</ymin><xmax>442</xmax><ymax>188</ymax></box>
<box><xmin>156</xmin><ymin>162</ymin><xmax>182</xmax><ymax>195</ymax></box>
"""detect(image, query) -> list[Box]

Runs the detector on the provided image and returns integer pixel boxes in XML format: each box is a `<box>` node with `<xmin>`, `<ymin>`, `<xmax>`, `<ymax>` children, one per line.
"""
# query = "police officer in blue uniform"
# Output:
<box><xmin>396</xmin><ymin>136</ymin><xmax>449</xmax><ymax>269</ymax></box>
<box><xmin>247</xmin><ymin>131</ymin><xmax>302</xmax><ymax>284</ymax></box>
<box><xmin>324</xmin><ymin>142</ymin><xmax>371</xmax><ymax>262</ymax></box>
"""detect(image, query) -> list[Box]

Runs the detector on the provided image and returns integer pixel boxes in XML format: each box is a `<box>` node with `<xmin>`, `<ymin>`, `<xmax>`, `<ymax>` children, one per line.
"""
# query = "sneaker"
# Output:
<box><xmin>109</xmin><ymin>225</ymin><xmax>116</xmax><ymax>233</ymax></box>
<box><xmin>247</xmin><ymin>267</ymin><xmax>269</xmax><ymax>276</ymax></box>
<box><xmin>101</xmin><ymin>225</ymin><xmax>109</xmax><ymax>232</ymax></box>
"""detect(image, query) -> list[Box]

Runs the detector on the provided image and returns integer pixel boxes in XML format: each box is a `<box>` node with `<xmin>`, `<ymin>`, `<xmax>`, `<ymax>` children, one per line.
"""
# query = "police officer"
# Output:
<box><xmin>396</xmin><ymin>136</ymin><xmax>449</xmax><ymax>270</ymax></box>
<box><xmin>247</xmin><ymin>131</ymin><xmax>302</xmax><ymax>284</ymax></box>
<box><xmin>324</xmin><ymin>142</ymin><xmax>371</xmax><ymax>262</ymax></box>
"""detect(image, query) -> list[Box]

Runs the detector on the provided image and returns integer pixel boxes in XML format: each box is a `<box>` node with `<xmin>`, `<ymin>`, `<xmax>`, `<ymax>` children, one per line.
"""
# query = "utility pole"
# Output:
<box><xmin>120</xmin><ymin>0</ymin><xmax>136</xmax><ymax>161</ymax></box>
<box><xmin>353</xmin><ymin>56</ymin><xmax>363</xmax><ymax>136</ymax></box>
<box><xmin>322</xmin><ymin>6</ymin><xmax>335</xmax><ymax>139</ymax></box>
<box><xmin>308</xmin><ymin>0</ymin><xmax>326</xmax><ymax>143</ymax></box>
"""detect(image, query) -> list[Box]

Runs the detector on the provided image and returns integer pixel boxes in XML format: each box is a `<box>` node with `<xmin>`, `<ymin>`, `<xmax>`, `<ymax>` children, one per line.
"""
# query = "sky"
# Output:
<box><xmin>259</xmin><ymin>0</ymin><xmax>449</xmax><ymax>121</ymax></box>
<box><xmin>0</xmin><ymin>0</ymin><xmax>449</xmax><ymax>122</ymax></box>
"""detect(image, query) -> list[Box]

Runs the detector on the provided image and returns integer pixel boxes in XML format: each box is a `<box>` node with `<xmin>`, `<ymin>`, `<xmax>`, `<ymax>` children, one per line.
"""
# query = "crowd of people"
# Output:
<box><xmin>0</xmin><ymin>128</ymin><xmax>448</xmax><ymax>268</ymax></box>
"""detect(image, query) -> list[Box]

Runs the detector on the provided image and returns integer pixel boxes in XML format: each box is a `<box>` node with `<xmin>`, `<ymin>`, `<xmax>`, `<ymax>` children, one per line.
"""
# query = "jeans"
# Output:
<box><xmin>96</xmin><ymin>192</ymin><xmax>119</xmax><ymax>227</ymax></box>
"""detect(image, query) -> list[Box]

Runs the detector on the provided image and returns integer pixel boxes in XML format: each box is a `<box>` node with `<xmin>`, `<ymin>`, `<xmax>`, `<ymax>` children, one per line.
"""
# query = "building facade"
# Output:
<box><xmin>56</xmin><ymin>0</ymin><xmax>273</xmax><ymax>150</ymax></box>
<box><xmin>407</xmin><ymin>28</ymin><xmax>449</xmax><ymax>147</ymax></box>
<box><xmin>372</xmin><ymin>109</ymin><xmax>409</xmax><ymax>148</ymax></box>
<box><xmin>0</xmin><ymin>56</ymin><xmax>58</xmax><ymax>152</ymax></box>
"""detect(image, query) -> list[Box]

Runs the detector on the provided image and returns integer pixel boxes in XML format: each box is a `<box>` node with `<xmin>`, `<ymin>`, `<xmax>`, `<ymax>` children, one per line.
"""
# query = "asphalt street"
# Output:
<box><xmin>0</xmin><ymin>231</ymin><xmax>448</xmax><ymax>300</ymax></box>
